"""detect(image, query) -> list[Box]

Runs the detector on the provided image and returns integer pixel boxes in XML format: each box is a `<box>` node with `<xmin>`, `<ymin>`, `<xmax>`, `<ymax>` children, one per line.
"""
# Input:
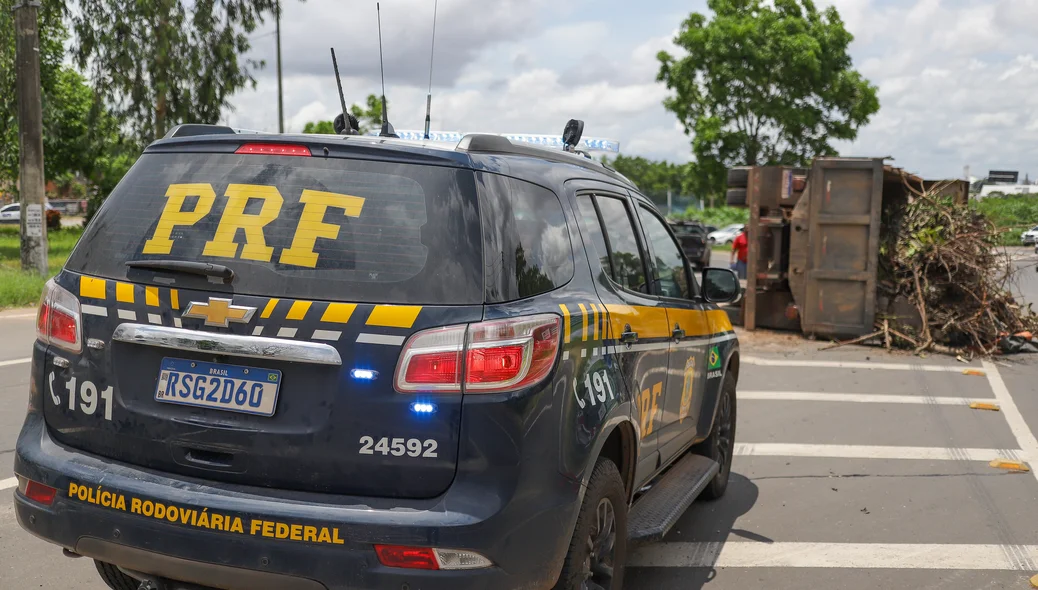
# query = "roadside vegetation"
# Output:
<box><xmin>973</xmin><ymin>194</ymin><xmax>1038</xmax><ymax>245</ymax></box>
<box><xmin>0</xmin><ymin>226</ymin><xmax>83</xmax><ymax>309</ymax></box>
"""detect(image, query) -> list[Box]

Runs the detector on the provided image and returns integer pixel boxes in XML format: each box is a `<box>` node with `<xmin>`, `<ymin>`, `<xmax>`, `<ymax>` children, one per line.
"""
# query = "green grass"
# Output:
<box><xmin>973</xmin><ymin>195</ymin><xmax>1038</xmax><ymax>245</ymax></box>
<box><xmin>0</xmin><ymin>225</ymin><xmax>84</xmax><ymax>309</ymax></box>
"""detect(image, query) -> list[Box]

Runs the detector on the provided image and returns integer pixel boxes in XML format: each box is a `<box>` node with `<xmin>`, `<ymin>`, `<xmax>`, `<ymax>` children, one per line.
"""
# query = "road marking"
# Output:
<box><xmin>983</xmin><ymin>360</ymin><xmax>1038</xmax><ymax>485</ymax></box>
<box><xmin>0</xmin><ymin>477</ymin><xmax>16</xmax><ymax>491</ymax></box>
<box><xmin>630</xmin><ymin>542</ymin><xmax>1038</xmax><ymax>570</ymax></box>
<box><xmin>0</xmin><ymin>358</ymin><xmax>31</xmax><ymax>368</ymax></box>
<box><xmin>735</xmin><ymin>443</ymin><xmax>1025</xmax><ymax>462</ymax></box>
<box><xmin>740</xmin><ymin>391</ymin><xmax>992</xmax><ymax>406</ymax></box>
<box><xmin>743</xmin><ymin>356</ymin><xmax>967</xmax><ymax>372</ymax></box>
<box><xmin>0</xmin><ymin>312</ymin><xmax>36</xmax><ymax>319</ymax></box>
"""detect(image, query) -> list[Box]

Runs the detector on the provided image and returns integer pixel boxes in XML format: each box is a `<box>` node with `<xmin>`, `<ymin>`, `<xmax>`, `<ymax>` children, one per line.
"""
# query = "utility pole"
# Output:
<box><xmin>13</xmin><ymin>0</ymin><xmax>48</xmax><ymax>275</ymax></box>
<box><xmin>275</xmin><ymin>0</ymin><xmax>284</xmax><ymax>133</ymax></box>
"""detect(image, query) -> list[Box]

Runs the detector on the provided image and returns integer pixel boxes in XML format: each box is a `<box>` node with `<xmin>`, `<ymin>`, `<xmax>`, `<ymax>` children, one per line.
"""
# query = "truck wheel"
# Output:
<box><xmin>726</xmin><ymin>188</ymin><xmax>747</xmax><ymax>207</ymax></box>
<box><xmin>727</xmin><ymin>167</ymin><xmax>750</xmax><ymax>188</ymax></box>
<box><xmin>692</xmin><ymin>370</ymin><xmax>737</xmax><ymax>500</ymax></box>
<box><xmin>94</xmin><ymin>560</ymin><xmax>139</xmax><ymax>590</ymax></box>
<box><xmin>554</xmin><ymin>458</ymin><xmax>627</xmax><ymax>590</ymax></box>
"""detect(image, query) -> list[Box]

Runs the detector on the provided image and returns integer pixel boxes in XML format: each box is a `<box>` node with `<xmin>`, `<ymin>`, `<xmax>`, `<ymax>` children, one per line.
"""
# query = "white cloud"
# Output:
<box><xmin>225</xmin><ymin>0</ymin><xmax>1038</xmax><ymax>182</ymax></box>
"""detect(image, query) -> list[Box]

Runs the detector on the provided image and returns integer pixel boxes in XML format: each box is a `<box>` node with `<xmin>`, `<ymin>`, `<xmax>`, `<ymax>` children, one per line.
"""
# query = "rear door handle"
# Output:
<box><xmin>672</xmin><ymin>325</ymin><xmax>685</xmax><ymax>340</ymax></box>
<box><xmin>620</xmin><ymin>324</ymin><xmax>639</xmax><ymax>345</ymax></box>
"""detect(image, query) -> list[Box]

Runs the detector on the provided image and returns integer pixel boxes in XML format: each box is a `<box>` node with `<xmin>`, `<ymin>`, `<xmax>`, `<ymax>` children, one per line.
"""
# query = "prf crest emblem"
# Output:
<box><xmin>679</xmin><ymin>356</ymin><xmax>695</xmax><ymax>423</ymax></box>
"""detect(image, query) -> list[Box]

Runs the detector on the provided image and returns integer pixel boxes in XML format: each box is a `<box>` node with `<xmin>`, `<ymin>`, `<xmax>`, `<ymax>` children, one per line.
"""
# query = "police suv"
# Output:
<box><xmin>14</xmin><ymin>122</ymin><xmax>741</xmax><ymax>590</ymax></box>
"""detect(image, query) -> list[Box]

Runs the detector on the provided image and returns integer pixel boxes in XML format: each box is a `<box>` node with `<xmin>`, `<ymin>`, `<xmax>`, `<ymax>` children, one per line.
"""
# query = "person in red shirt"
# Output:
<box><xmin>730</xmin><ymin>228</ymin><xmax>748</xmax><ymax>279</ymax></box>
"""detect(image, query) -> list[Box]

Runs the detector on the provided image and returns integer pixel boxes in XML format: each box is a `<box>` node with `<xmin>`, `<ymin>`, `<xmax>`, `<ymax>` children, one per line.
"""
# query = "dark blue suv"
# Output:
<box><xmin>13</xmin><ymin>126</ymin><xmax>740</xmax><ymax>590</ymax></box>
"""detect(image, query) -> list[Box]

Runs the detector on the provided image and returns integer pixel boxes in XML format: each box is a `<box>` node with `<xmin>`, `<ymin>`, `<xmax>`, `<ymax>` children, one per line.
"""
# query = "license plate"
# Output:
<box><xmin>154</xmin><ymin>358</ymin><xmax>281</xmax><ymax>417</ymax></box>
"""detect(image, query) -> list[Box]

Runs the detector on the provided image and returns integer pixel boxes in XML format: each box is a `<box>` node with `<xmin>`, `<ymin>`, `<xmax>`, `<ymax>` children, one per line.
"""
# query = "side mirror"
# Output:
<box><xmin>701</xmin><ymin>267</ymin><xmax>740</xmax><ymax>303</ymax></box>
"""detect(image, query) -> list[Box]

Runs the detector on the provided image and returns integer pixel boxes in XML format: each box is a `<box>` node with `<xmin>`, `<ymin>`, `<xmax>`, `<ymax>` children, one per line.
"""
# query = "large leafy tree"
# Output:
<box><xmin>0</xmin><ymin>0</ymin><xmax>133</xmax><ymax>198</ymax></box>
<box><xmin>657</xmin><ymin>0</ymin><xmax>879</xmax><ymax>197</ymax></box>
<box><xmin>71</xmin><ymin>0</ymin><xmax>286</xmax><ymax>145</ymax></box>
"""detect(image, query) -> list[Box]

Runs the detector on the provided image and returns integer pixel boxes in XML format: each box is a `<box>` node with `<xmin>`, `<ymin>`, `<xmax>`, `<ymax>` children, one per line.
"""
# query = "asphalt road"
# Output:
<box><xmin>2</xmin><ymin>250</ymin><xmax>1038</xmax><ymax>588</ymax></box>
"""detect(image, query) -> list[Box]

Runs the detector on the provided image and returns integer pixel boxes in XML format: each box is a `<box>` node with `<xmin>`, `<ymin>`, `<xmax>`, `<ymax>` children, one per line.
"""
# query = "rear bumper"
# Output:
<box><xmin>14</xmin><ymin>412</ymin><xmax>579</xmax><ymax>590</ymax></box>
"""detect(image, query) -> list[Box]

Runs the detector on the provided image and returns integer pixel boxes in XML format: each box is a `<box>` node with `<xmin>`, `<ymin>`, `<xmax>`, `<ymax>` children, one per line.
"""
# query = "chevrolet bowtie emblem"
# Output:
<box><xmin>182</xmin><ymin>298</ymin><xmax>256</xmax><ymax>328</ymax></box>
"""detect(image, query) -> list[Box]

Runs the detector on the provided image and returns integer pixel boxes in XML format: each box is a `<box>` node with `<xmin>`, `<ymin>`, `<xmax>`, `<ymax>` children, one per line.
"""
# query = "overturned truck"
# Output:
<box><xmin>726</xmin><ymin>158</ymin><xmax>974</xmax><ymax>341</ymax></box>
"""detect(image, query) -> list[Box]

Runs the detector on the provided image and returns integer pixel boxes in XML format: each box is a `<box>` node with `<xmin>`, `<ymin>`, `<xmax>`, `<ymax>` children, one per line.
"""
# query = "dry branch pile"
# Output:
<box><xmin>875</xmin><ymin>178</ymin><xmax>1038</xmax><ymax>355</ymax></box>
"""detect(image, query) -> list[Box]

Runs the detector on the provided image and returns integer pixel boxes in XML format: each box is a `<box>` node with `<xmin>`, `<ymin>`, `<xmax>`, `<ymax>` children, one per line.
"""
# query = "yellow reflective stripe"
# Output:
<box><xmin>603</xmin><ymin>304</ymin><xmax>669</xmax><ymax>340</ymax></box>
<box><xmin>286</xmin><ymin>301</ymin><xmax>312</xmax><ymax>321</ymax></box>
<box><xmin>145</xmin><ymin>286</ymin><xmax>160</xmax><ymax>307</ymax></box>
<box><xmin>260</xmin><ymin>299</ymin><xmax>279</xmax><ymax>319</ymax></box>
<box><xmin>577</xmin><ymin>303</ymin><xmax>589</xmax><ymax>341</ymax></box>
<box><xmin>667</xmin><ymin>308</ymin><xmax>711</xmax><ymax>337</ymax></box>
<box><xmin>79</xmin><ymin>277</ymin><xmax>106</xmax><ymax>300</ymax></box>
<box><xmin>170</xmin><ymin>289</ymin><xmax>180</xmax><ymax>310</ymax></box>
<box><xmin>591</xmin><ymin>304</ymin><xmax>600</xmax><ymax>340</ymax></box>
<box><xmin>115</xmin><ymin>282</ymin><xmax>135</xmax><ymax>304</ymax></box>
<box><xmin>558</xmin><ymin>304</ymin><xmax>571</xmax><ymax>343</ymax></box>
<box><xmin>706</xmin><ymin>308</ymin><xmax>734</xmax><ymax>333</ymax></box>
<box><xmin>366</xmin><ymin>305</ymin><xmax>422</xmax><ymax>329</ymax></box>
<box><xmin>321</xmin><ymin>303</ymin><xmax>357</xmax><ymax>324</ymax></box>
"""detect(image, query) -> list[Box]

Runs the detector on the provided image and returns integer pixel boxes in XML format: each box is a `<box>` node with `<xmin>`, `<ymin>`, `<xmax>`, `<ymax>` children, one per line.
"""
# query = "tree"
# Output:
<box><xmin>71</xmin><ymin>0</ymin><xmax>286</xmax><ymax>146</ymax></box>
<box><xmin>301</xmin><ymin>94</ymin><xmax>387</xmax><ymax>135</ymax></box>
<box><xmin>604</xmin><ymin>154</ymin><xmax>691</xmax><ymax>199</ymax></box>
<box><xmin>657</xmin><ymin>0</ymin><xmax>879</xmax><ymax>197</ymax></box>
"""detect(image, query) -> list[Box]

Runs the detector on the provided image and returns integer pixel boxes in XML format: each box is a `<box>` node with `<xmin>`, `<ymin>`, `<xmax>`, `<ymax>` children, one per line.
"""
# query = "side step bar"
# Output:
<box><xmin>627</xmin><ymin>453</ymin><xmax>719</xmax><ymax>546</ymax></box>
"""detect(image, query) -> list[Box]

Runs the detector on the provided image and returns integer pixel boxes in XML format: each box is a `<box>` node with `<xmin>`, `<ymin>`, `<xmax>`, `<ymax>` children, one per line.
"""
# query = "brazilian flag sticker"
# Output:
<box><xmin>708</xmin><ymin>346</ymin><xmax>722</xmax><ymax>370</ymax></box>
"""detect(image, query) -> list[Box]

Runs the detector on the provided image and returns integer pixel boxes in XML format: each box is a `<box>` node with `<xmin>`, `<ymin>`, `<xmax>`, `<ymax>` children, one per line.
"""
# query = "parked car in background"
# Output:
<box><xmin>0</xmin><ymin>202</ymin><xmax>62</xmax><ymax>229</ymax></box>
<box><xmin>708</xmin><ymin>224</ymin><xmax>745</xmax><ymax>245</ymax></box>
<box><xmin>669</xmin><ymin>219</ymin><xmax>712</xmax><ymax>268</ymax></box>
<box><xmin>1021</xmin><ymin>225</ymin><xmax>1038</xmax><ymax>246</ymax></box>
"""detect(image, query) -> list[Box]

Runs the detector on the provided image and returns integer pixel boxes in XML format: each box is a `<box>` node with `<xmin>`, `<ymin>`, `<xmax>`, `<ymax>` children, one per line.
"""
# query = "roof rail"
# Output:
<box><xmin>164</xmin><ymin>124</ymin><xmax>238</xmax><ymax>139</ymax></box>
<box><xmin>456</xmin><ymin>133</ymin><xmax>633</xmax><ymax>187</ymax></box>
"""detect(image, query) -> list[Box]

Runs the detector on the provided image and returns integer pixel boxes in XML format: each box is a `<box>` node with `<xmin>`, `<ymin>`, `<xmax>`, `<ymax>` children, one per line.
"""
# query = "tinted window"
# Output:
<box><xmin>65</xmin><ymin>153</ymin><xmax>484</xmax><ymax>304</ymax></box>
<box><xmin>595</xmin><ymin>196</ymin><xmax>648</xmax><ymax>294</ymax></box>
<box><xmin>575</xmin><ymin>195</ymin><xmax>611</xmax><ymax>276</ymax></box>
<box><xmin>480</xmin><ymin>173</ymin><xmax>573</xmax><ymax>303</ymax></box>
<box><xmin>637</xmin><ymin>205</ymin><xmax>691</xmax><ymax>299</ymax></box>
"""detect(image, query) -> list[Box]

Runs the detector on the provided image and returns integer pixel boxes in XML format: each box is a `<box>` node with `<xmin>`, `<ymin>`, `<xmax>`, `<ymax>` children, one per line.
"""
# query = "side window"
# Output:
<box><xmin>480</xmin><ymin>173</ymin><xmax>574</xmax><ymax>303</ymax></box>
<box><xmin>636</xmin><ymin>204</ymin><xmax>691</xmax><ymax>299</ymax></box>
<box><xmin>595</xmin><ymin>196</ymin><xmax>649</xmax><ymax>294</ymax></box>
<box><xmin>575</xmin><ymin>195</ymin><xmax>612</xmax><ymax>276</ymax></box>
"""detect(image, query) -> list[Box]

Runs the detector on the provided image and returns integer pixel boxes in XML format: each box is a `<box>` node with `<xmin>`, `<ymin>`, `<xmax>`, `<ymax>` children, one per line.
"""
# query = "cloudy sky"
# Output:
<box><xmin>224</xmin><ymin>0</ymin><xmax>1038</xmax><ymax>181</ymax></box>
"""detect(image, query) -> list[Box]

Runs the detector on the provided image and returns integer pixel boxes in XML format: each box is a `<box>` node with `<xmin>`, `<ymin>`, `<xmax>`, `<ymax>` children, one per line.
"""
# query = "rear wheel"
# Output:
<box><xmin>692</xmin><ymin>370</ymin><xmax>737</xmax><ymax>500</ymax></box>
<box><xmin>554</xmin><ymin>458</ymin><xmax>627</xmax><ymax>590</ymax></box>
<box><xmin>94</xmin><ymin>560</ymin><xmax>139</xmax><ymax>590</ymax></box>
<box><xmin>727</xmin><ymin>167</ymin><xmax>750</xmax><ymax>188</ymax></box>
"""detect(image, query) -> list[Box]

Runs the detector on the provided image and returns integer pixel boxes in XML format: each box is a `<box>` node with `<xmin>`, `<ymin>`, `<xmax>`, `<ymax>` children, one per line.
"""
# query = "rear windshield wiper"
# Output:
<box><xmin>126</xmin><ymin>259</ymin><xmax>235</xmax><ymax>282</ymax></box>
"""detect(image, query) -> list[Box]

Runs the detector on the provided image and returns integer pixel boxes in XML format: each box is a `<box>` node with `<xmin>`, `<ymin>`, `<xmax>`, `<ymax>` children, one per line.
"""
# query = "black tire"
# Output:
<box><xmin>727</xmin><ymin>167</ymin><xmax>750</xmax><ymax>188</ymax></box>
<box><xmin>554</xmin><ymin>458</ymin><xmax>627</xmax><ymax>590</ymax></box>
<box><xmin>692</xmin><ymin>370</ymin><xmax>737</xmax><ymax>500</ymax></box>
<box><xmin>94</xmin><ymin>560</ymin><xmax>139</xmax><ymax>590</ymax></box>
<box><xmin>726</xmin><ymin>188</ymin><xmax>747</xmax><ymax>207</ymax></box>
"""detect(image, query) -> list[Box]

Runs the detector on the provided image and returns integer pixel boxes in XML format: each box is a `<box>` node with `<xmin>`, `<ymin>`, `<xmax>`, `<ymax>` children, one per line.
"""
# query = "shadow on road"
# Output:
<box><xmin>626</xmin><ymin>471</ymin><xmax>762</xmax><ymax>589</ymax></box>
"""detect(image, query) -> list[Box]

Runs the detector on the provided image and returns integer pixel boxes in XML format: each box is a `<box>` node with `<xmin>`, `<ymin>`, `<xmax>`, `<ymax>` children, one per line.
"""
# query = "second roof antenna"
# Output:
<box><xmin>376</xmin><ymin>3</ymin><xmax>398</xmax><ymax>138</ymax></box>
<box><xmin>424</xmin><ymin>0</ymin><xmax>438</xmax><ymax>140</ymax></box>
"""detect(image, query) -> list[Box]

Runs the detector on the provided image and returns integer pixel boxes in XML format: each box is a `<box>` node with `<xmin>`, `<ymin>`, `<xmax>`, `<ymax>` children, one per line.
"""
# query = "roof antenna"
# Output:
<box><xmin>330</xmin><ymin>48</ymin><xmax>359</xmax><ymax>135</ymax></box>
<box><xmin>376</xmin><ymin>3</ymin><xmax>398</xmax><ymax>138</ymax></box>
<box><xmin>423</xmin><ymin>0</ymin><xmax>438</xmax><ymax>140</ymax></box>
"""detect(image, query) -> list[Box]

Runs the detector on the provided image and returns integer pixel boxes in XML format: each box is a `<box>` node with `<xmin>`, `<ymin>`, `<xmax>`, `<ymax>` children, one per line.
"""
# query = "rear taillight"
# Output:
<box><xmin>17</xmin><ymin>476</ymin><xmax>57</xmax><ymax>506</ymax></box>
<box><xmin>36</xmin><ymin>279</ymin><xmax>82</xmax><ymax>354</ymax></box>
<box><xmin>373</xmin><ymin>545</ymin><xmax>493</xmax><ymax>571</ymax></box>
<box><xmin>235</xmin><ymin>143</ymin><xmax>311</xmax><ymax>156</ymax></box>
<box><xmin>395</xmin><ymin>314</ymin><xmax>560</xmax><ymax>394</ymax></box>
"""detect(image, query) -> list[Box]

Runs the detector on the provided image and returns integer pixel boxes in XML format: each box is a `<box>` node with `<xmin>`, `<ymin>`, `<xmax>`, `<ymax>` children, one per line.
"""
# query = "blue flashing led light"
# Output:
<box><xmin>351</xmin><ymin>368</ymin><xmax>378</xmax><ymax>381</ymax></box>
<box><xmin>411</xmin><ymin>402</ymin><xmax>437</xmax><ymax>414</ymax></box>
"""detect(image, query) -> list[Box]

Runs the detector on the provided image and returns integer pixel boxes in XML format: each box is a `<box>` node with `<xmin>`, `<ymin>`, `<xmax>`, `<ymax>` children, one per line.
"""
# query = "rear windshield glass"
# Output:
<box><xmin>66</xmin><ymin>152</ymin><xmax>483</xmax><ymax>304</ymax></box>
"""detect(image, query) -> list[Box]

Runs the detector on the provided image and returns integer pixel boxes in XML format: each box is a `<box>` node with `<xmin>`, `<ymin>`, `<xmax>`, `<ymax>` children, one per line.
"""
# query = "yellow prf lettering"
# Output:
<box><xmin>143</xmin><ymin>184</ymin><xmax>216</xmax><ymax>255</ymax></box>
<box><xmin>639</xmin><ymin>382</ymin><xmax>664</xmax><ymax>436</ymax></box>
<box><xmin>279</xmin><ymin>189</ymin><xmax>365</xmax><ymax>268</ymax></box>
<box><xmin>202</xmin><ymin>184</ymin><xmax>283</xmax><ymax>261</ymax></box>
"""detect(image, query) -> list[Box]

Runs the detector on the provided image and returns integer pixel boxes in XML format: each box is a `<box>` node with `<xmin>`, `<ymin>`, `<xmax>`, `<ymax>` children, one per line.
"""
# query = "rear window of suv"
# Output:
<box><xmin>66</xmin><ymin>152</ymin><xmax>484</xmax><ymax>304</ymax></box>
